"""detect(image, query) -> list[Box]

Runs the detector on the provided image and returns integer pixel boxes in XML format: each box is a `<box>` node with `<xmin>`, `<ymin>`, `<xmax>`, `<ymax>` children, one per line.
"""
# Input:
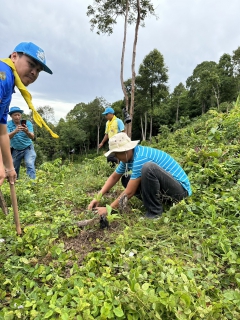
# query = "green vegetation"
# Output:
<box><xmin>23</xmin><ymin>45</ymin><xmax>240</xmax><ymax>164</ymax></box>
<box><xmin>0</xmin><ymin>103</ymin><xmax>240</xmax><ymax>319</ymax></box>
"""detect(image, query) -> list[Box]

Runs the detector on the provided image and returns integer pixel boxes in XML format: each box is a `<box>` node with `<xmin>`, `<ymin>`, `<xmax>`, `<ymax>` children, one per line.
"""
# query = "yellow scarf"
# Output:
<box><xmin>0</xmin><ymin>58</ymin><xmax>59</xmax><ymax>138</ymax></box>
<box><xmin>107</xmin><ymin>115</ymin><xmax>117</xmax><ymax>134</ymax></box>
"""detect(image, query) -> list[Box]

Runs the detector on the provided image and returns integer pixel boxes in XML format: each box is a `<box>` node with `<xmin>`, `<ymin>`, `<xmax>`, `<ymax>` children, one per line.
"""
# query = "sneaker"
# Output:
<box><xmin>145</xmin><ymin>211</ymin><xmax>162</xmax><ymax>219</ymax></box>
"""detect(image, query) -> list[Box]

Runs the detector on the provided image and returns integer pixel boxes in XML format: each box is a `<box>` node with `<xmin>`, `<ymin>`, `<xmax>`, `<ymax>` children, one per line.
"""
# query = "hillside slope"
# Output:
<box><xmin>0</xmin><ymin>103</ymin><xmax>240</xmax><ymax>319</ymax></box>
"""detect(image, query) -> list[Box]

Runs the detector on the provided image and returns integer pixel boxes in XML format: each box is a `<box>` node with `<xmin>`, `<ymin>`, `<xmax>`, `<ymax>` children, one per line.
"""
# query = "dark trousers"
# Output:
<box><xmin>121</xmin><ymin>162</ymin><xmax>188</xmax><ymax>215</ymax></box>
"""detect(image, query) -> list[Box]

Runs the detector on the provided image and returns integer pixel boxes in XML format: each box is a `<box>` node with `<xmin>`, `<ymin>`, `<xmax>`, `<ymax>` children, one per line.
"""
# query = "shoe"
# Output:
<box><xmin>145</xmin><ymin>211</ymin><xmax>162</xmax><ymax>219</ymax></box>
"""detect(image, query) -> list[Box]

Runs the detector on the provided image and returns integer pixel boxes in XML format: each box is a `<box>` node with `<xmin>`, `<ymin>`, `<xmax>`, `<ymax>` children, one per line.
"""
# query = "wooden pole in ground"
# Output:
<box><xmin>9</xmin><ymin>183</ymin><xmax>22</xmax><ymax>235</ymax></box>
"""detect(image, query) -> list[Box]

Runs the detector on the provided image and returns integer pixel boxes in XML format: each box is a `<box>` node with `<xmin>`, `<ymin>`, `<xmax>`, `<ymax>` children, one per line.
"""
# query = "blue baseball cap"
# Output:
<box><xmin>102</xmin><ymin>107</ymin><xmax>115</xmax><ymax>115</ymax></box>
<box><xmin>8</xmin><ymin>106</ymin><xmax>24</xmax><ymax>115</ymax></box>
<box><xmin>13</xmin><ymin>42</ymin><xmax>53</xmax><ymax>74</ymax></box>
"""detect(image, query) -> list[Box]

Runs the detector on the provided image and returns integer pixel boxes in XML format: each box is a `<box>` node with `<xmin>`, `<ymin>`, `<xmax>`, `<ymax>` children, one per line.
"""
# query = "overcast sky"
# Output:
<box><xmin>1</xmin><ymin>0</ymin><xmax>240</xmax><ymax>122</ymax></box>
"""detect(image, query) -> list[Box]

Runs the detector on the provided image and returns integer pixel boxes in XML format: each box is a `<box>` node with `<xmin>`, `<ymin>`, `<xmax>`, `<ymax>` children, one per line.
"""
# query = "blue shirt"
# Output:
<box><xmin>7</xmin><ymin>120</ymin><xmax>33</xmax><ymax>150</ymax></box>
<box><xmin>115</xmin><ymin>145</ymin><xmax>192</xmax><ymax>196</ymax></box>
<box><xmin>0</xmin><ymin>61</ymin><xmax>15</xmax><ymax>124</ymax></box>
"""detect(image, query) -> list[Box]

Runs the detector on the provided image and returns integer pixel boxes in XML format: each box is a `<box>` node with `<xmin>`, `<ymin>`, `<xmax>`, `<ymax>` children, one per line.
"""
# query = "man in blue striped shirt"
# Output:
<box><xmin>88</xmin><ymin>132</ymin><xmax>192</xmax><ymax>219</ymax></box>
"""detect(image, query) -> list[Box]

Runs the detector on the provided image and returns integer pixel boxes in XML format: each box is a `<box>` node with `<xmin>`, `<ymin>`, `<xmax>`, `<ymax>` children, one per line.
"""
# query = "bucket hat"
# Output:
<box><xmin>13</xmin><ymin>42</ymin><xmax>53</xmax><ymax>74</ymax></box>
<box><xmin>8</xmin><ymin>106</ymin><xmax>24</xmax><ymax>115</ymax></box>
<box><xmin>102</xmin><ymin>107</ymin><xmax>115</xmax><ymax>115</ymax></box>
<box><xmin>104</xmin><ymin>132</ymin><xmax>140</xmax><ymax>157</ymax></box>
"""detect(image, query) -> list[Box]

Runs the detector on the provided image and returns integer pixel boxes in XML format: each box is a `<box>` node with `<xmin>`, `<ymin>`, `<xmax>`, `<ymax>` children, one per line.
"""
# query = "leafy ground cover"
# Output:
<box><xmin>0</xmin><ymin>105</ymin><xmax>240</xmax><ymax>319</ymax></box>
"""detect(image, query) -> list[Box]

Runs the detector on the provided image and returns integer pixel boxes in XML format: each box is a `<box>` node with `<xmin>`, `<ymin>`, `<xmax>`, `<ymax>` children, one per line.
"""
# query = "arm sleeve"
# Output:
<box><xmin>0</xmin><ymin>81</ymin><xmax>8</xmax><ymax>124</ymax></box>
<box><xmin>0</xmin><ymin>65</ymin><xmax>13</xmax><ymax>125</ymax></box>
<box><xmin>117</xmin><ymin>119</ymin><xmax>125</xmax><ymax>132</ymax></box>
<box><xmin>115</xmin><ymin>162</ymin><xmax>126</xmax><ymax>175</ymax></box>
<box><xmin>26</xmin><ymin>121</ymin><xmax>34</xmax><ymax>133</ymax></box>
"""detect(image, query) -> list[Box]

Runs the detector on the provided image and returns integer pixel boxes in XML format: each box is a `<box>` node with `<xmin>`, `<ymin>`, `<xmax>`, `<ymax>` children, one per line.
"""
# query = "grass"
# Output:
<box><xmin>0</xmin><ymin>105</ymin><xmax>240</xmax><ymax>319</ymax></box>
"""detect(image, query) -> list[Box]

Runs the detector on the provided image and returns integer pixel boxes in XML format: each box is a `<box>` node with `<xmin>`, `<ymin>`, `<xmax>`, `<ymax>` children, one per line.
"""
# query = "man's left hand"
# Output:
<box><xmin>21</xmin><ymin>125</ymin><xmax>29</xmax><ymax>134</ymax></box>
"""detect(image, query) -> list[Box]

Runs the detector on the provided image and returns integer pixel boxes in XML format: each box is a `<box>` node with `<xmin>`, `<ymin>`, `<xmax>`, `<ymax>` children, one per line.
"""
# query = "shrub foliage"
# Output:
<box><xmin>0</xmin><ymin>104</ymin><xmax>240</xmax><ymax>319</ymax></box>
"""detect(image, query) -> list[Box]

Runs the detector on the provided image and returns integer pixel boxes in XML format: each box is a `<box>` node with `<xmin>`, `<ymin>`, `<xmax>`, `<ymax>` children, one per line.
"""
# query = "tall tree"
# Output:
<box><xmin>217</xmin><ymin>53</ymin><xmax>237</xmax><ymax>104</ymax></box>
<box><xmin>136</xmin><ymin>49</ymin><xmax>169</xmax><ymax>140</ymax></box>
<box><xmin>186</xmin><ymin>61</ymin><xmax>220</xmax><ymax>114</ymax></box>
<box><xmin>66</xmin><ymin>102</ymin><xmax>92</xmax><ymax>151</ymax></box>
<box><xmin>57</xmin><ymin>118</ymin><xmax>87</xmax><ymax>155</ymax></box>
<box><xmin>170</xmin><ymin>83</ymin><xmax>188</xmax><ymax>123</ymax></box>
<box><xmin>87</xmin><ymin>0</ymin><xmax>156</xmax><ymax>137</ymax></box>
<box><xmin>66</xmin><ymin>98</ymin><xmax>108</xmax><ymax>151</ymax></box>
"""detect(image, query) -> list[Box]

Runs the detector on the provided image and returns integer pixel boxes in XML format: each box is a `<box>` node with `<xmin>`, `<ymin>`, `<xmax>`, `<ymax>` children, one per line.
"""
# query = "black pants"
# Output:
<box><xmin>121</xmin><ymin>162</ymin><xmax>188</xmax><ymax>215</ymax></box>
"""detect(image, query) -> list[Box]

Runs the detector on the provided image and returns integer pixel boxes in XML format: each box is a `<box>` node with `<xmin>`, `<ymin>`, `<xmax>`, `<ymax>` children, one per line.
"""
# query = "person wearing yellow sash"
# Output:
<box><xmin>99</xmin><ymin>107</ymin><xmax>125</xmax><ymax>167</ymax></box>
<box><xmin>0</xmin><ymin>42</ymin><xmax>53</xmax><ymax>185</ymax></box>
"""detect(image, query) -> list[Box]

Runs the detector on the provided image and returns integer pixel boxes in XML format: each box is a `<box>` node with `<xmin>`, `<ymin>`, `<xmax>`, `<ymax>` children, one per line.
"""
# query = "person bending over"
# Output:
<box><xmin>88</xmin><ymin>132</ymin><xmax>192</xmax><ymax>219</ymax></box>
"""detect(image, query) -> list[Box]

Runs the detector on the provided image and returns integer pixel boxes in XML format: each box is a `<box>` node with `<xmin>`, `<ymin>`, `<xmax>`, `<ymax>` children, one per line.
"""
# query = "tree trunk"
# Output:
<box><xmin>97</xmin><ymin>125</ymin><xmax>100</xmax><ymax>154</ymax></box>
<box><xmin>176</xmin><ymin>97</ymin><xmax>179</xmax><ymax>123</ymax></box>
<box><xmin>120</xmin><ymin>0</ymin><xmax>129</xmax><ymax>113</ymax></box>
<box><xmin>212</xmin><ymin>85</ymin><xmax>220</xmax><ymax>110</ymax></box>
<box><xmin>128</xmin><ymin>0</ymin><xmax>141</xmax><ymax>138</ymax></box>
<box><xmin>140</xmin><ymin>116</ymin><xmax>145</xmax><ymax>140</ymax></box>
<box><xmin>149</xmin><ymin>84</ymin><xmax>153</xmax><ymax>141</ymax></box>
<box><xmin>149</xmin><ymin>115</ymin><xmax>152</xmax><ymax>142</ymax></box>
<box><xmin>144</xmin><ymin>112</ymin><xmax>147</xmax><ymax>139</ymax></box>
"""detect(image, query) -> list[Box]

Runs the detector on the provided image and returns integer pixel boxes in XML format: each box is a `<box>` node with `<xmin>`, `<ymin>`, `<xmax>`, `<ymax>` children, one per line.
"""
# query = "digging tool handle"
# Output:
<box><xmin>9</xmin><ymin>183</ymin><xmax>22</xmax><ymax>235</ymax></box>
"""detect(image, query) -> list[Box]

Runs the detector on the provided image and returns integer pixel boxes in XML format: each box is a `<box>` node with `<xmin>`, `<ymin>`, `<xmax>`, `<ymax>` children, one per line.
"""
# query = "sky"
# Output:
<box><xmin>1</xmin><ymin>0</ymin><xmax>240</xmax><ymax>122</ymax></box>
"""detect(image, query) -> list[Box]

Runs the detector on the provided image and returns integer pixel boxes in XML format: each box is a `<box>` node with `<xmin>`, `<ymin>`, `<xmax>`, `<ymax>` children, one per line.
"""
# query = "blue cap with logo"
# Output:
<box><xmin>102</xmin><ymin>107</ymin><xmax>115</xmax><ymax>115</ymax></box>
<box><xmin>13</xmin><ymin>42</ymin><xmax>53</xmax><ymax>74</ymax></box>
<box><xmin>8</xmin><ymin>106</ymin><xmax>24</xmax><ymax>115</ymax></box>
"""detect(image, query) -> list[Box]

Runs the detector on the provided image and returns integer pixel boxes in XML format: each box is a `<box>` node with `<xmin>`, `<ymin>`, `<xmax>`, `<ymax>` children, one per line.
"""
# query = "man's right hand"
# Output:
<box><xmin>14</xmin><ymin>125</ymin><xmax>25</xmax><ymax>134</ymax></box>
<box><xmin>5</xmin><ymin>168</ymin><xmax>17</xmax><ymax>185</ymax></box>
<box><xmin>98</xmin><ymin>142</ymin><xmax>103</xmax><ymax>149</ymax></box>
<box><xmin>88</xmin><ymin>199</ymin><xmax>99</xmax><ymax>210</ymax></box>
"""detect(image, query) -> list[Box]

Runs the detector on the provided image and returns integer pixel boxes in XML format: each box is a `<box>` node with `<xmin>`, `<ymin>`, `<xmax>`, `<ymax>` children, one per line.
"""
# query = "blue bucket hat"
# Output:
<box><xmin>102</xmin><ymin>107</ymin><xmax>115</xmax><ymax>115</ymax></box>
<box><xmin>13</xmin><ymin>42</ymin><xmax>53</xmax><ymax>74</ymax></box>
<box><xmin>8</xmin><ymin>106</ymin><xmax>24</xmax><ymax>115</ymax></box>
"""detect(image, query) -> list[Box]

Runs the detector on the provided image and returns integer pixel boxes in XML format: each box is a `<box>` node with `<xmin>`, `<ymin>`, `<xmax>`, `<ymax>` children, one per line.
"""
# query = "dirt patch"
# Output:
<box><xmin>36</xmin><ymin>220</ymin><xmax>123</xmax><ymax>278</ymax></box>
<box><xmin>63</xmin><ymin>220</ymin><xmax>121</xmax><ymax>264</ymax></box>
<box><xmin>38</xmin><ymin>195</ymin><xmax>127</xmax><ymax>275</ymax></box>
<box><xmin>59</xmin><ymin>220</ymin><xmax>123</xmax><ymax>277</ymax></box>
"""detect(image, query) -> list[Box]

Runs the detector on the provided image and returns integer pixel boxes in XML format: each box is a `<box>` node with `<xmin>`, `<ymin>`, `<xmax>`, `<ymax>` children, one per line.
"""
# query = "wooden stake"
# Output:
<box><xmin>9</xmin><ymin>184</ymin><xmax>22</xmax><ymax>235</ymax></box>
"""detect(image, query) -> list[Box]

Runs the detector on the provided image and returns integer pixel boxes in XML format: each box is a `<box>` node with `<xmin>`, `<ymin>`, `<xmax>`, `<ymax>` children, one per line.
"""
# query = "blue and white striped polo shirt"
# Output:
<box><xmin>115</xmin><ymin>145</ymin><xmax>192</xmax><ymax>196</ymax></box>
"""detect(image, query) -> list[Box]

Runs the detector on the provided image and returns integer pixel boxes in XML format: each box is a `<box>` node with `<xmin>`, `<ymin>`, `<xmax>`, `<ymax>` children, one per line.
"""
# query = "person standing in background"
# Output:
<box><xmin>99</xmin><ymin>107</ymin><xmax>125</xmax><ymax>166</ymax></box>
<box><xmin>7</xmin><ymin>106</ymin><xmax>36</xmax><ymax>179</ymax></box>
